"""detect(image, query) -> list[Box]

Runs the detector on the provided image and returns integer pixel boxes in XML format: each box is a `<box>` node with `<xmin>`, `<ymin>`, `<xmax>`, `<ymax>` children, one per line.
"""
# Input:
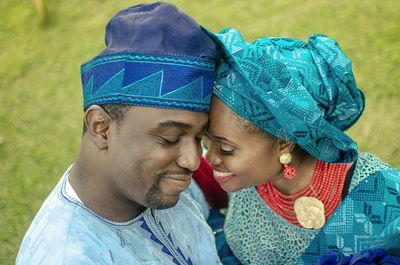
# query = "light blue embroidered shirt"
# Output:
<box><xmin>16</xmin><ymin>166</ymin><xmax>221</xmax><ymax>265</ymax></box>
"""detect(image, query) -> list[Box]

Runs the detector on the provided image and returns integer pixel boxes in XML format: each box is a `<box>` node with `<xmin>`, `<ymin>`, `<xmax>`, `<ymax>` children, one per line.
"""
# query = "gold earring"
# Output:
<box><xmin>279</xmin><ymin>153</ymin><xmax>296</xmax><ymax>180</ymax></box>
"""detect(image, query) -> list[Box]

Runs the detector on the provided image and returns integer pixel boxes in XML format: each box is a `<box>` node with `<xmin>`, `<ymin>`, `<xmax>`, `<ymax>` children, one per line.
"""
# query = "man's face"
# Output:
<box><xmin>106</xmin><ymin>106</ymin><xmax>208</xmax><ymax>210</ymax></box>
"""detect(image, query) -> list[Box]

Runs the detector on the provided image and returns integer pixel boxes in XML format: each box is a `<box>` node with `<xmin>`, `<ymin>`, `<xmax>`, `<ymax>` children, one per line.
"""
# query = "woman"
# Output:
<box><xmin>203</xmin><ymin>28</ymin><xmax>400</xmax><ymax>264</ymax></box>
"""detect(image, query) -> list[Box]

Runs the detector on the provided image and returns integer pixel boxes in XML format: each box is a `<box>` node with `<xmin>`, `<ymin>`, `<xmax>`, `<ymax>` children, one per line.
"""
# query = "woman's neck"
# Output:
<box><xmin>270</xmin><ymin>154</ymin><xmax>318</xmax><ymax>195</ymax></box>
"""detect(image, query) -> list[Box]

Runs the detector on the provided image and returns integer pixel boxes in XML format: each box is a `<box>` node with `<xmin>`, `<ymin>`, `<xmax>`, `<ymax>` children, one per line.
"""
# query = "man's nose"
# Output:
<box><xmin>177</xmin><ymin>140</ymin><xmax>201</xmax><ymax>172</ymax></box>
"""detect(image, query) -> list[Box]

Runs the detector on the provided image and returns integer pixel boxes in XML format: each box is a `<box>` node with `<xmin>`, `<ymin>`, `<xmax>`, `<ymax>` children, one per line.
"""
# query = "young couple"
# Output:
<box><xmin>17</xmin><ymin>2</ymin><xmax>400</xmax><ymax>265</ymax></box>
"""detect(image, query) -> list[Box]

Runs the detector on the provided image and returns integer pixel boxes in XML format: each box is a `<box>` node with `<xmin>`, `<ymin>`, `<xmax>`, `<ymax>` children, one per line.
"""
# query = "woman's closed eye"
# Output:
<box><xmin>220</xmin><ymin>142</ymin><xmax>236</xmax><ymax>155</ymax></box>
<box><xmin>202</xmin><ymin>134</ymin><xmax>236</xmax><ymax>155</ymax></box>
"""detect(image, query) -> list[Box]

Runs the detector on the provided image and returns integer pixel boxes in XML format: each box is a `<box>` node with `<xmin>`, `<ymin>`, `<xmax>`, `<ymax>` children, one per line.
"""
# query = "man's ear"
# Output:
<box><xmin>84</xmin><ymin>105</ymin><xmax>111</xmax><ymax>150</ymax></box>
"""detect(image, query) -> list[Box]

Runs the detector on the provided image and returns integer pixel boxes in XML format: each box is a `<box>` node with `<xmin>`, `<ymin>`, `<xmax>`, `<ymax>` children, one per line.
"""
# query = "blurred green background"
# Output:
<box><xmin>0</xmin><ymin>0</ymin><xmax>399</xmax><ymax>263</ymax></box>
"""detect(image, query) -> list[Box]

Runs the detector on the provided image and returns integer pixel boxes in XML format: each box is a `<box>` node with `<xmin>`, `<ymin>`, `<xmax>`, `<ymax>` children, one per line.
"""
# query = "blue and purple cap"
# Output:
<box><xmin>81</xmin><ymin>2</ymin><xmax>218</xmax><ymax>112</ymax></box>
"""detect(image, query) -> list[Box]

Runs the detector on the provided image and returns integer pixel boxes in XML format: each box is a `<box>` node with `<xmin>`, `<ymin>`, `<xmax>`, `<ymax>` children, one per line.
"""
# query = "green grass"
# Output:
<box><xmin>1</xmin><ymin>0</ymin><xmax>399</xmax><ymax>263</ymax></box>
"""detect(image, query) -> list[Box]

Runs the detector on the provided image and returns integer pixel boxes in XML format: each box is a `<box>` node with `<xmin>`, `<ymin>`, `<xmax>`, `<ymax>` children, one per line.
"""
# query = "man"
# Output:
<box><xmin>16</xmin><ymin>3</ymin><xmax>221</xmax><ymax>264</ymax></box>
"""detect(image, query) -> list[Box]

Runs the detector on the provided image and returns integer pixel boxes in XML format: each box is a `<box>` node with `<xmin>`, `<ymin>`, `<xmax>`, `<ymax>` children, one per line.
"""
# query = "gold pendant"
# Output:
<box><xmin>294</xmin><ymin>196</ymin><xmax>326</xmax><ymax>229</ymax></box>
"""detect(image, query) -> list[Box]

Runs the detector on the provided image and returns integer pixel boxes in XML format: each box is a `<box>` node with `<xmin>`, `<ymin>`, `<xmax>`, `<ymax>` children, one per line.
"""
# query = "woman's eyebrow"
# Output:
<box><xmin>205</xmin><ymin>132</ymin><xmax>238</xmax><ymax>147</ymax></box>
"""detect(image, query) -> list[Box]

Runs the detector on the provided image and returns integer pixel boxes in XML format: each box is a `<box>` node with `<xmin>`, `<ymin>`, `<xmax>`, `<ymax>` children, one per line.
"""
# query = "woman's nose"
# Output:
<box><xmin>204</xmin><ymin>143</ymin><xmax>222</xmax><ymax>166</ymax></box>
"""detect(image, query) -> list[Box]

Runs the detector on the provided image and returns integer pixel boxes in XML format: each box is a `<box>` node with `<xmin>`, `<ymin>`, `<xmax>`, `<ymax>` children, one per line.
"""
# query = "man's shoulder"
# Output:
<box><xmin>16</xmin><ymin>196</ymin><xmax>113</xmax><ymax>264</ymax></box>
<box><xmin>16</xmin><ymin>176</ymin><xmax>106</xmax><ymax>264</ymax></box>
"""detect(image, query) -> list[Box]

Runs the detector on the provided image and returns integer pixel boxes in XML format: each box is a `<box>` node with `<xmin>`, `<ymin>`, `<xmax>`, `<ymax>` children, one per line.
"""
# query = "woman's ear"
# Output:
<box><xmin>84</xmin><ymin>105</ymin><xmax>111</xmax><ymax>150</ymax></box>
<box><xmin>278</xmin><ymin>140</ymin><xmax>296</xmax><ymax>155</ymax></box>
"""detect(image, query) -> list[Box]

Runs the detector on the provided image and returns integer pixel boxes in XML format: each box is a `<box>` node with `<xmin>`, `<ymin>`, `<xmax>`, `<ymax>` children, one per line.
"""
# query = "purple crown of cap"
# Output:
<box><xmin>103</xmin><ymin>2</ymin><xmax>217</xmax><ymax>57</ymax></box>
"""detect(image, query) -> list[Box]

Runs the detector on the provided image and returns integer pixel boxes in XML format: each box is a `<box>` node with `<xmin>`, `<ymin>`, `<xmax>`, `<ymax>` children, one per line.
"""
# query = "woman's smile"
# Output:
<box><xmin>213</xmin><ymin>170</ymin><xmax>235</xmax><ymax>184</ymax></box>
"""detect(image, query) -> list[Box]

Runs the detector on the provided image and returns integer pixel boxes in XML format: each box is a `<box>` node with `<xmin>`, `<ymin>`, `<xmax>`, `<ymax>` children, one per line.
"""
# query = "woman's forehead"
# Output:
<box><xmin>209</xmin><ymin>98</ymin><xmax>239</xmax><ymax>129</ymax></box>
<box><xmin>209</xmin><ymin>98</ymin><xmax>253</xmax><ymax>143</ymax></box>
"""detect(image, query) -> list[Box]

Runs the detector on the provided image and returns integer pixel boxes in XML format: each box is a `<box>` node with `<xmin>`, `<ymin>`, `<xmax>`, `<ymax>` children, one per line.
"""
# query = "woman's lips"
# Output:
<box><xmin>213</xmin><ymin>170</ymin><xmax>234</xmax><ymax>183</ymax></box>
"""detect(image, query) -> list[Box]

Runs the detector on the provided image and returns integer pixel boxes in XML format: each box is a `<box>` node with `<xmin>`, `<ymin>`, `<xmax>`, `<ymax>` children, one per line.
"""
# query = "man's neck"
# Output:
<box><xmin>69</xmin><ymin>151</ymin><xmax>146</xmax><ymax>222</ymax></box>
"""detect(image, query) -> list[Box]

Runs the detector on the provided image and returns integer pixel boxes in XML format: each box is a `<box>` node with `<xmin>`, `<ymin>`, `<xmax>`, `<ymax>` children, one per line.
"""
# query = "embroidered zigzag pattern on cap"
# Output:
<box><xmin>81</xmin><ymin>52</ymin><xmax>215</xmax><ymax>112</ymax></box>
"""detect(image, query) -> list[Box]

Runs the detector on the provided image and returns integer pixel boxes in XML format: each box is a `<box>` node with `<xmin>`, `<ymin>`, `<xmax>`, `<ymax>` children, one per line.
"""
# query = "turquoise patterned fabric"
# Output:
<box><xmin>81</xmin><ymin>51</ymin><xmax>215</xmax><ymax>112</ymax></box>
<box><xmin>209</xmin><ymin>28</ymin><xmax>365</xmax><ymax>163</ymax></box>
<box><xmin>16</xmin><ymin>166</ymin><xmax>222</xmax><ymax>265</ymax></box>
<box><xmin>223</xmin><ymin>153</ymin><xmax>400</xmax><ymax>265</ymax></box>
<box><xmin>297</xmin><ymin>155</ymin><xmax>400</xmax><ymax>264</ymax></box>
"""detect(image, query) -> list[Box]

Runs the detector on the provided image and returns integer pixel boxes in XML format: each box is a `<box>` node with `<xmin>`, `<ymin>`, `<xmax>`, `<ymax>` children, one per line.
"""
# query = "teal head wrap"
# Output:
<box><xmin>211</xmin><ymin>28</ymin><xmax>365</xmax><ymax>163</ymax></box>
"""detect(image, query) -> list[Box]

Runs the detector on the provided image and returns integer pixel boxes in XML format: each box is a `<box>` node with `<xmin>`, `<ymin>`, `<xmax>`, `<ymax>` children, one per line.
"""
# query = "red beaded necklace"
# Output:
<box><xmin>256</xmin><ymin>160</ymin><xmax>350</xmax><ymax>227</ymax></box>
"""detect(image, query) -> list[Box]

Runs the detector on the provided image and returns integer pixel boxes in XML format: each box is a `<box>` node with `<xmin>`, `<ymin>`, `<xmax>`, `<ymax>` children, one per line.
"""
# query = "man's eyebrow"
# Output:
<box><xmin>158</xmin><ymin>120</ymin><xmax>193</xmax><ymax>130</ymax></box>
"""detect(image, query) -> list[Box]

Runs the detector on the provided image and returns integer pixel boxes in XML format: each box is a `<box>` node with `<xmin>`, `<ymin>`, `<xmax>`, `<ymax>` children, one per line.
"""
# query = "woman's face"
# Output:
<box><xmin>205</xmin><ymin>97</ymin><xmax>283</xmax><ymax>192</ymax></box>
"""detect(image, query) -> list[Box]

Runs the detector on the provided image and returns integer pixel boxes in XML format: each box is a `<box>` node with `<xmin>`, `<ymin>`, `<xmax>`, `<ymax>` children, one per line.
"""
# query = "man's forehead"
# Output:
<box><xmin>129</xmin><ymin>106</ymin><xmax>208</xmax><ymax>129</ymax></box>
<box><xmin>158</xmin><ymin>120</ymin><xmax>193</xmax><ymax>130</ymax></box>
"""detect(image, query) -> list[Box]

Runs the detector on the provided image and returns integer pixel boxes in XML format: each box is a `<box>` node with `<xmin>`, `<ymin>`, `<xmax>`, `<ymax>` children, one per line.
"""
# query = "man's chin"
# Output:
<box><xmin>146</xmin><ymin>195</ymin><xmax>180</xmax><ymax>210</ymax></box>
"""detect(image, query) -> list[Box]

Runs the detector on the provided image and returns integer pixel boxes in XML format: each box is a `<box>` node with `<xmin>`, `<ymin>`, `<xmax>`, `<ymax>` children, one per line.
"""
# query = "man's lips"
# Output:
<box><xmin>163</xmin><ymin>173</ymin><xmax>192</xmax><ymax>181</ymax></box>
<box><xmin>163</xmin><ymin>174</ymin><xmax>192</xmax><ymax>190</ymax></box>
<box><xmin>213</xmin><ymin>170</ymin><xmax>234</xmax><ymax>183</ymax></box>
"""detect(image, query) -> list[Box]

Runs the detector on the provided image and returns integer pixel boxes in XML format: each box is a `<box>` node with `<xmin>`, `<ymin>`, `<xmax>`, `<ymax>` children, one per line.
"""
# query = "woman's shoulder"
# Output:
<box><xmin>357</xmin><ymin>152</ymin><xmax>391</xmax><ymax>168</ymax></box>
<box><xmin>350</xmin><ymin>152</ymin><xmax>399</xmax><ymax>192</ymax></box>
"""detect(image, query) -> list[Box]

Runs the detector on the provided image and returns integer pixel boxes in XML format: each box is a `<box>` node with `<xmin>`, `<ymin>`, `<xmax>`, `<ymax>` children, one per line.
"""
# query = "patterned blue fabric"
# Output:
<box><xmin>316</xmin><ymin>248</ymin><xmax>400</xmax><ymax>265</ymax></box>
<box><xmin>80</xmin><ymin>2</ymin><xmax>218</xmax><ymax>112</ymax></box>
<box><xmin>297</xmin><ymin>160</ymin><xmax>400</xmax><ymax>264</ymax></box>
<box><xmin>209</xmin><ymin>28</ymin><xmax>365</xmax><ymax>163</ymax></box>
<box><xmin>81</xmin><ymin>52</ymin><xmax>215</xmax><ymax>112</ymax></box>
<box><xmin>16</xmin><ymin>167</ymin><xmax>222</xmax><ymax>265</ymax></box>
